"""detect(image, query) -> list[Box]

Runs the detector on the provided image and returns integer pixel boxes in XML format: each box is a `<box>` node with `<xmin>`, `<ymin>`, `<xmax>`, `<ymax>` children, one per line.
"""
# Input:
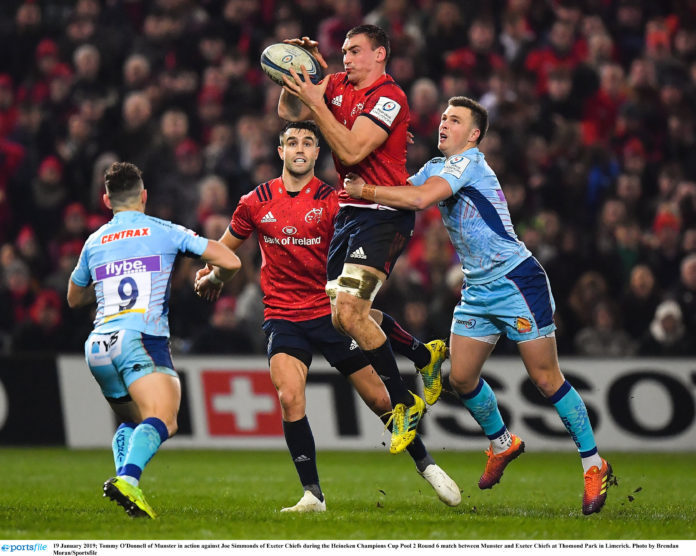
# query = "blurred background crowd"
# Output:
<box><xmin>1</xmin><ymin>0</ymin><xmax>695</xmax><ymax>358</ymax></box>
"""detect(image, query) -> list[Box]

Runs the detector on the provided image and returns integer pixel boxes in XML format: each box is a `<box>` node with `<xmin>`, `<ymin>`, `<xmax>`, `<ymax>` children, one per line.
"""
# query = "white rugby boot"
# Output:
<box><xmin>419</xmin><ymin>464</ymin><xmax>462</xmax><ymax>507</ymax></box>
<box><xmin>280</xmin><ymin>490</ymin><xmax>326</xmax><ymax>513</ymax></box>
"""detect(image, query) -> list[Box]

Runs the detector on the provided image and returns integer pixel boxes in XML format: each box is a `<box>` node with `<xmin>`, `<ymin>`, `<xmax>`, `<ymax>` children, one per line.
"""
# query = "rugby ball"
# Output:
<box><xmin>260</xmin><ymin>43</ymin><xmax>323</xmax><ymax>86</ymax></box>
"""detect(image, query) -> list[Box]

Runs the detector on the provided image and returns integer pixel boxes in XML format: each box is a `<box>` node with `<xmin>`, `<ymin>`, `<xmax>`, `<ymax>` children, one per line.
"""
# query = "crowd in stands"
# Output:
<box><xmin>1</xmin><ymin>0</ymin><xmax>696</xmax><ymax>357</ymax></box>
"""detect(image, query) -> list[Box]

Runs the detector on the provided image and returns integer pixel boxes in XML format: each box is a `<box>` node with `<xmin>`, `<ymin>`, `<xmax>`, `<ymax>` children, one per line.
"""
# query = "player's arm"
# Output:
<box><xmin>278</xmin><ymin>89</ymin><xmax>314</xmax><ymax>121</ymax></box>
<box><xmin>282</xmin><ymin>67</ymin><xmax>388</xmax><ymax>166</ymax></box>
<box><xmin>343</xmin><ymin>173</ymin><xmax>453</xmax><ymax>211</ymax></box>
<box><xmin>67</xmin><ymin>280</ymin><xmax>96</xmax><ymax>308</ymax></box>
<box><xmin>195</xmin><ymin>229</ymin><xmax>244</xmax><ymax>301</ymax></box>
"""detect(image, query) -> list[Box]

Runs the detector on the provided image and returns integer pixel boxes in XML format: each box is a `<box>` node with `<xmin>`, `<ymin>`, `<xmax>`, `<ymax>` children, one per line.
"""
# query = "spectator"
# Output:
<box><xmin>445</xmin><ymin>17</ymin><xmax>506</xmax><ymax>98</ymax></box>
<box><xmin>619</xmin><ymin>264</ymin><xmax>662</xmax><ymax>340</ymax></box>
<box><xmin>647</xmin><ymin>210</ymin><xmax>682</xmax><ymax>289</ymax></box>
<box><xmin>639</xmin><ymin>300</ymin><xmax>695</xmax><ymax>356</ymax></box>
<box><xmin>673</xmin><ymin>253</ymin><xmax>696</xmax><ymax>333</ymax></box>
<box><xmin>12</xmin><ymin>289</ymin><xmax>68</xmax><ymax>353</ymax></box>
<box><xmin>574</xmin><ymin>299</ymin><xmax>637</xmax><ymax>356</ymax></box>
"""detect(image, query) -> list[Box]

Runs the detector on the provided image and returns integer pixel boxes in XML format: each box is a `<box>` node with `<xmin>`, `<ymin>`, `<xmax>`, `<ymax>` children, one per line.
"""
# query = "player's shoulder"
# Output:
<box><xmin>308</xmin><ymin>178</ymin><xmax>336</xmax><ymax>201</ymax></box>
<box><xmin>142</xmin><ymin>214</ymin><xmax>201</xmax><ymax>243</ymax></box>
<box><xmin>367</xmin><ymin>74</ymin><xmax>407</xmax><ymax>102</ymax></box>
<box><xmin>243</xmin><ymin>179</ymin><xmax>282</xmax><ymax>206</ymax></box>
<box><xmin>428</xmin><ymin>156</ymin><xmax>447</xmax><ymax>166</ymax></box>
<box><xmin>329</xmin><ymin>72</ymin><xmax>349</xmax><ymax>86</ymax></box>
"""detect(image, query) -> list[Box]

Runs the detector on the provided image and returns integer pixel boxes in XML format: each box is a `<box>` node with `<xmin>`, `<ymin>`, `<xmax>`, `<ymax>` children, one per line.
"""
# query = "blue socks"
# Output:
<box><xmin>112</xmin><ymin>422</ymin><xmax>136</xmax><ymax>474</ymax></box>
<box><xmin>119</xmin><ymin>417</ymin><xmax>169</xmax><ymax>485</ymax></box>
<box><xmin>460</xmin><ymin>378</ymin><xmax>506</xmax><ymax>439</ymax></box>
<box><xmin>549</xmin><ymin>380</ymin><xmax>598</xmax><ymax>457</ymax></box>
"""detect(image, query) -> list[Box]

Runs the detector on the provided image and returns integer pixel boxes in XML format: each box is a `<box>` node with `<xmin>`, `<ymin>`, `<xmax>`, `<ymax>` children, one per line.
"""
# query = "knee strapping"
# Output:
<box><xmin>332</xmin><ymin>266</ymin><xmax>383</xmax><ymax>301</ymax></box>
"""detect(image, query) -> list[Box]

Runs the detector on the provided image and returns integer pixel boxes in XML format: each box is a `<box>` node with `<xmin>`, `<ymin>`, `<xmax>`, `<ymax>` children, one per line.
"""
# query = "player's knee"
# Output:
<box><xmin>369</xmin><ymin>391</ymin><xmax>391</xmax><ymax>415</ymax></box>
<box><xmin>277</xmin><ymin>388</ymin><xmax>305</xmax><ymax>415</ymax></box>
<box><xmin>448</xmin><ymin>372</ymin><xmax>477</xmax><ymax>395</ymax></box>
<box><xmin>331</xmin><ymin>312</ymin><xmax>348</xmax><ymax>336</ymax></box>
<box><xmin>334</xmin><ymin>305</ymin><xmax>360</xmax><ymax>335</ymax></box>
<box><xmin>528</xmin><ymin>365</ymin><xmax>563</xmax><ymax>397</ymax></box>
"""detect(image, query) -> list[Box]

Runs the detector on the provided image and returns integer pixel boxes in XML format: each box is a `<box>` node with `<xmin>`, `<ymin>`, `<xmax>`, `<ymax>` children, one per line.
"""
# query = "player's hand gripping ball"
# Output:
<box><xmin>260</xmin><ymin>43</ymin><xmax>323</xmax><ymax>86</ymax></box>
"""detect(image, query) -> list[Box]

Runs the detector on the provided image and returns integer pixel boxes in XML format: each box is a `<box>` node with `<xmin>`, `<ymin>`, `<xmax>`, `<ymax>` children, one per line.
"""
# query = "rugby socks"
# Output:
<box><xmin>380</xmin><ymin>414</ymin><xmax>432</xmax><ymax>470</ymax></box>
<box><xmin>379</xmin><ymin>313</ymin><xmax>430</xmax><ymax>369</ymax></box>
<box><xmin>119</xmin><ymin>417</ymin><xmax>169</xmax><ymax>486</ymax></box>
<box><xmin>460</xmin><ymin>378</ymin><xmax>512</xmax><ymax>454</ymax></box>
<box><xmin>112</xmin><ymin>422</ymin><xmax>136</xmax><ymax>474</ymax></box>
<box><xmin>283</xmin><ymin>416</ymin><xmax>323</xmax><ymax>501</ymax></box>
<box><xmin>549</xmin><ymin>380</ymin><xmax>603</xmax><ymax>472</ymax></box>
<box><xmin>363</xmin><ymin>340</ymin><xmax>412</xmax><ymax>406</ymax></box>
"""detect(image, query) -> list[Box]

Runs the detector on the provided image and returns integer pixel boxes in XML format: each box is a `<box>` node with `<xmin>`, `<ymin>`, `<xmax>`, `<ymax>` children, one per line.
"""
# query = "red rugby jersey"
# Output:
<box><xmin>229</xmin><ymin>176</ymin><xmax>338</xmax><ymax>322</ymax></box>
<box><xmin>324</xmin><ymin>72</ymin><xmax>410</xmax><ymax>208</ymax></box>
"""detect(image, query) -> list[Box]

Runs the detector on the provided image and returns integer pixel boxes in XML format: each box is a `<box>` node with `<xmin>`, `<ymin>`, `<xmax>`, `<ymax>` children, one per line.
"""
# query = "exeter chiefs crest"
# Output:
<box><xmin>304</xmin><ymin>208</ymin><xmax>323</xmax><ymax>223</ymax></box>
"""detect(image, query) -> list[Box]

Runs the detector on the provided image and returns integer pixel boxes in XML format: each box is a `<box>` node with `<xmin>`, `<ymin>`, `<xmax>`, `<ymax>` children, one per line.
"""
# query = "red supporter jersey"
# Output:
<box><xmin>229</xmin><ymin>176</ymin><xmax>338</xmax><ymax>322</ymax></box>
<box><xmin>324</xmin><ymin>72</ymin><xmax>410</xmax><ymax>208</ymax></box>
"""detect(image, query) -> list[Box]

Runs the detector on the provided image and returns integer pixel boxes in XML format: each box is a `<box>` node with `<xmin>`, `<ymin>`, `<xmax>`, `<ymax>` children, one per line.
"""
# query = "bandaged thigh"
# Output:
<box><xmin>334</xmin><ymin>266</ymin><xmax>383</xmax><ymax>301</ymax></box>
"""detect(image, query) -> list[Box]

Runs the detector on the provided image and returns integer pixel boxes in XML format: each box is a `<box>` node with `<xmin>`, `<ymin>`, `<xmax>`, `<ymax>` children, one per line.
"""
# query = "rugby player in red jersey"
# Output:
<box><xmin>278</xmin><ymin>25</ymin><xmax>431</xmax><ymax>454</ymax></box>
<box><xmin>195</xmin><ymin>122</ymin><xmax>460</xmax><ymax>512</ymax></box>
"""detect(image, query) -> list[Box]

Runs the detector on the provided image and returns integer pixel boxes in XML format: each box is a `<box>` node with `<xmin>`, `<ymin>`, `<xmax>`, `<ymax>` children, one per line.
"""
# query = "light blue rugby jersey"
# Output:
<box><xmin>409</xmin><ymin>147</ymin><xmax>530</xmax><ymax>285</ymax></box>
<box><xmin>70</xmin><ymin>210</ymin><xmax>208</xmax><ymax>337</ymax></box>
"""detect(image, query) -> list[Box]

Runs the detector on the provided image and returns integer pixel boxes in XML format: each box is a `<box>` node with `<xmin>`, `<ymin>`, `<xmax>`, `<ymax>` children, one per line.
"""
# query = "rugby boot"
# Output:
<box><xmin>280</xmin><ymin>490</ymin><xmax>326</xmax><ymax>513</ymax></box>
<box><xmin>387</xmin><ymin>392</ymin><xmax>426</xmax><ymax>454</ymax></box>
<box><xmin>416</xmin><ymin>340</ymin><xmax>447</xmax><ymax>405</ymax></box>
<box><xmin>582</xmin><ymin>458</ymin><xmax>613</xmax><ymax>515</ymax></box>
<box><xmin>478</xmin><ymin>434</ymin><xmax>525</xmax><ymax>489</ymax></box>
<box><xmin>103</xmin><ymin>477</ymin><xmax>157</xmax><ymax>519</ymax></box>
<box><xmin>419</xmin><ymin>464</ymin><xmax>461</xmax><ymax>506</ymax></box>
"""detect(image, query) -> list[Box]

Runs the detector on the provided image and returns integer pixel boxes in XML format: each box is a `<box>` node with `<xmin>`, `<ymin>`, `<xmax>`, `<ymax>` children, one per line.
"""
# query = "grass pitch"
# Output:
<box><xmin>0</xmin><ymin>448</ymin><xmax>694</xmax><ymax>540</ymax></box>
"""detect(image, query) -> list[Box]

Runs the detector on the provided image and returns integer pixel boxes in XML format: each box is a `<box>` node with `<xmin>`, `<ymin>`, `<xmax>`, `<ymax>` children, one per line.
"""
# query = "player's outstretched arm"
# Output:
<box><xmin>67</xmin><ymin>281</ymin><xmax>96</xmax><ymax>309</ymax></box>
<box><xmin>195</xmin><ymin>230</ymin><xmax>244</xmax><ymax>301</ymax></box>
<box><xmin>344</xmin><ymin>173</ymin><xmax>453</xmax><ymax>211</ymax></box>
<box><xmin>200</xmin><ymin>238</ymin><xmax>241</xmax><ymax>281</ymax></box>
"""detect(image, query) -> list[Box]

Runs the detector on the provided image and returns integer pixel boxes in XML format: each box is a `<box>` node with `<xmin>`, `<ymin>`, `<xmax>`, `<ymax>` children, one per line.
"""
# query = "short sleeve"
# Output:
<box><xmin>172</xmin><ymin>224</ymin><xmax>208</xmax><ymax>257</ymax></box>
<box><xmin>70</xmin><ymin>246</ymin><xmax>92</xmax><ymax>286</ymax></box>
<box><xmin>360</xmin><ymin>84</ymin><xmax>407</xmax><ymax>134</ymax></box>
<box><xmin>438</xmin><ymin>155</ymin><xmax>473</xmax><ymax>195</ymax></box>
<box><xmin>229</xmin><ymin>197</ymin><xmax>255</xmax><ymax>239</ymax></box>
<box><xmin>408</xmin><ymin>161</ymin><xmax>432</xmax><ymax>187</ymax></box>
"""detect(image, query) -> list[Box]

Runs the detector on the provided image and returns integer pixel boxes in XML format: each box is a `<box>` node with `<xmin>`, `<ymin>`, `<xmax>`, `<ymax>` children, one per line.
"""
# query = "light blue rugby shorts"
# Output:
<box><xmin>451</xmin><ymin>257</ymin><xmax>557</xmax><ymax>342</ymax></box>
<box><xmin>84</xmin><ymin>329</ymin><xmax>177</xmax><ymax>400</ymax></box>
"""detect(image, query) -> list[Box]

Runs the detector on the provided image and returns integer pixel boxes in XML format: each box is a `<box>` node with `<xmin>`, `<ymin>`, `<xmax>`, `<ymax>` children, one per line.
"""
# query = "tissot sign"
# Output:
<box><xmin>48</xmin><ymin>356</ymin><xmax>696</xmax><ymax>450</ymax></box>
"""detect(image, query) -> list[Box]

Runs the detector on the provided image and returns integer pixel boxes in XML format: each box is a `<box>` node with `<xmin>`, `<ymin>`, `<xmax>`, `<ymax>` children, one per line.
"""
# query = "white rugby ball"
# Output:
<box><xmin>260</xmin><ymin>43</ymin><xmax>323</xmax><ymax>86</ymax></box>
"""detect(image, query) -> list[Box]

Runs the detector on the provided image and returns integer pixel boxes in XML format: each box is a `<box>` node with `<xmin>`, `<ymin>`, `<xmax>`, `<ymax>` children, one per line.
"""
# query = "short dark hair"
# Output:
<box><xmin>346</xmin><ymin>24</ymin><xmax>390</xmax><ymax>63</ymax></box>
<box><xmin>104</xmin><ymin>162</ymin><xmax>144</xmax><ymax>206</ymax></box>
<box><xmin>448</xmin><ymin>96</ymin><xmax>489</xmax><ymax>144</ymax></box>
<box><xmin>279</xmin><ymin>120</ymin><xmax>321</xmax><ymax>145</ymax></box>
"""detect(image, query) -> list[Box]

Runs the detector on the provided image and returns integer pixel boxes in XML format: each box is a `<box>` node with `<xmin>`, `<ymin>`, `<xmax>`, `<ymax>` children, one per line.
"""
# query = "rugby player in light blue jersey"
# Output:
<box><xmin>344</xmin><ymin>96</ymin><xmax>612</xmax><ymax>516</ymax></box>
<box><xmin>67</xmin><ymin>162</ymin><xmax>241</xmax><ymax>519</ymax></box>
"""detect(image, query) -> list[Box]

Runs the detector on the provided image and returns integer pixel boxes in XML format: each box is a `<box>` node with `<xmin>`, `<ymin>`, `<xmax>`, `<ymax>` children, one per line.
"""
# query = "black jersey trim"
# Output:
<box><xmin>360</xmin><ymin>113</ymin><xmax>391</xmax><ymax>134</ymax></box>
<box><xmin>255</xmin><ymin>182</ymin><xmax>273</xmax><ymax>202</ymax></box>
<box><xmin>314</xmin><ymin>183</ymin><xmax>334</xmax><ymax>200</ymax></box>
<box><xmin>228</xmin><ymin>225</ymin><xmax>248</xmax><ymax>240</ymax></box>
